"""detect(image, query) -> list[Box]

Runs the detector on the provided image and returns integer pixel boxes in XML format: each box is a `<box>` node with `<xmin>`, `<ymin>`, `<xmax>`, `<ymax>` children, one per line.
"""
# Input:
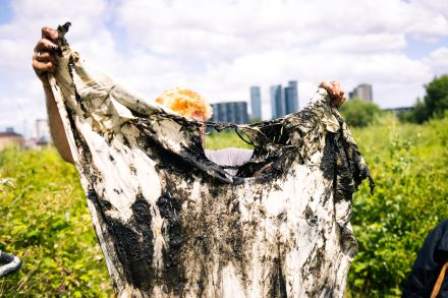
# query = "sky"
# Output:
<box><xmin>0</xmin><ymin>0</ymin><xmax>447</xmax><ymax>137</ymax></box>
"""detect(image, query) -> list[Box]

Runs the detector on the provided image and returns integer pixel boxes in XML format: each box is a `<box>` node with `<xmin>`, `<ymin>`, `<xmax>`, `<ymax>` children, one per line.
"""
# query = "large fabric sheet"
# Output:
<box><xmin>49</xmin><ymin>24</ymin><xmax>372</xmax><ymax>298</ymax></box>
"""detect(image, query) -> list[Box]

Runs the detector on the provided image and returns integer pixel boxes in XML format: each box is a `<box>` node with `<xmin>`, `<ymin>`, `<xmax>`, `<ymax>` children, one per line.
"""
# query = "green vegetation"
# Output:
<box><xmin>348</xmin><ymin>115</ymin><xmax>448</xmax><ymax>297</ymax></box>
<box><xmin>205</xmin><ymin>129</ymin><xmax>254</xmax><ymax>150</ymax></box>
<box><xmin>340</xmin><ymin>98</ymin><xmax>383</xmax><ymax>127</ymax></box>
<box><xmin>0</xmin><ymin>149</ymin><xmax>111</xmax><ymax>297</ymax></box>
<box><xmin>400</xmin><ymin>75</ymin><xmax>448</xmax><ymax>123</ymax></box>
<box><xmin>1</xmin><ymin>114</ymin><xmax>447</xmax><ymax>297</ymax></box>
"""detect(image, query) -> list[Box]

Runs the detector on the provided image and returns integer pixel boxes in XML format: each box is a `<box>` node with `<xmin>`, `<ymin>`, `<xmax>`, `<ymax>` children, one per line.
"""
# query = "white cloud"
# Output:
<box><xmin>0</xmin><ymin>0</ymin><xmax>447</xmax><ymax>135</ymax></box>
<box><xmin>412</xmin><ymin>0</ymin><xmax>448</xmax><ymax>19</ymax></box>
<box><xmin>316</xmin><ymin>34</ymin><xmax>407</xmax><ymax>53</ymax></box>
<box><xmin>425</xmin><ymin>47</ymin><xmax>448</xmax><ymax>75</ymax></box>
<box><xmin>112</xmin><ymin>0</ymin><xmax>446</xmax><ymax>109</ymax></box>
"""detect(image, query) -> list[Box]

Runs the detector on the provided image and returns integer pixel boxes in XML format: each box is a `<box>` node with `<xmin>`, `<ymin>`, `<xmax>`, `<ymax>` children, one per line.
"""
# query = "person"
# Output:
<box><xmin>32</xmin><ymin>26</ymin><xmax>346</xmax><ymax>170</ymax></box>
<box><xmin>402</xmin><ymin>220</ymin><xmax>448</xmax><ymax>297</ymax></box>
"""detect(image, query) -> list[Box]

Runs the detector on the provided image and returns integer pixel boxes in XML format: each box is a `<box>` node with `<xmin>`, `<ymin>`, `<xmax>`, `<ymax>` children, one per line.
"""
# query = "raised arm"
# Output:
<box><xmin>32</xmin><ymin>27</ymin><xmax>74</xmax><ymax>163</ymax></box>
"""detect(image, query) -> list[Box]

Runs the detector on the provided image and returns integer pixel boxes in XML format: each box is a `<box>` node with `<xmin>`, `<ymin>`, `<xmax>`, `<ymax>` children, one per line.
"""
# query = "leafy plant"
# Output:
<box><xmin>400</xmin><ymin>74</ymin><xmax>448</xmax><ymax>123</ymax></box>
<box><xmin>348</xmin><ymin>116</ymin><xmax>448</xmax><ymax>297</ymax></box>
<box><xmin>340</xmin><ymin>99</ymin><xmax>383</xmax><ymax>127</ymax></box>
<box><xmin>0</xmin><ymin>149</ymin><xmax>111</xmax><ymax>297</ymax></box>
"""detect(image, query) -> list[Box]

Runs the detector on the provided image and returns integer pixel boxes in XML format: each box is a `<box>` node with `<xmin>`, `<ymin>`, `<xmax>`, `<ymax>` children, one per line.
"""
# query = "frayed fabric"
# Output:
<box><xmin>49</xmin><ymin>23</ymin><xmax>372</xmax><ymax>298</ymax></box>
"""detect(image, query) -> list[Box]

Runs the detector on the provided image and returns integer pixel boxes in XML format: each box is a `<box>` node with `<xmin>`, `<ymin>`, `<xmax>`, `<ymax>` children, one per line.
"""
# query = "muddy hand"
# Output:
<box><xmin>32</xmin><ymin>27</ymin><xmax>59</xmax><ymax>81</ymax></box>
<box><xmin>319</xmin><ymin>81</ymin><xmax>346</xmax><ymax>108</ymax></box>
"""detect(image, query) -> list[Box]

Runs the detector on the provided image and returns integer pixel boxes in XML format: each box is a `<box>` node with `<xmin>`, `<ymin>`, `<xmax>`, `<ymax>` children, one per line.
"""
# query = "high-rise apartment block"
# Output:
<box><xmin>349</xmin><ymin>84</ymin><xmax>373</xmax><ymax>101</ymax></box>
<box><xmin>211</xmin><ymin>101</ymin><xmax>249</xmax><ymax>124</ymax></box>
<box><xmin>270</xmin><ymin>85</ymin><xmax>284</xmax><ymax>119</ymax></box>
<box><xmin>250</xmin><ymin>86</ymin><xmax>262</xmax><ymax>121</ymax></box>
<box><xmin>284</xmin><ymin>80</ymin><xmax>298</xmax><ymax>115</ymax></box>
<box><xmin>270</xmin><ymin>80</ymin><xmax>299</xmax><ymax>119</ymax></box>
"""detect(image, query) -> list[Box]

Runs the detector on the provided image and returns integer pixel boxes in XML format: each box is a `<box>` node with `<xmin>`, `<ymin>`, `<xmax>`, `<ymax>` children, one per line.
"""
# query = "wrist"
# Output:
<box><xmin>40</xmin><ymin>75</ymin><xmax>51</xmax><ymax>87</ymax></box>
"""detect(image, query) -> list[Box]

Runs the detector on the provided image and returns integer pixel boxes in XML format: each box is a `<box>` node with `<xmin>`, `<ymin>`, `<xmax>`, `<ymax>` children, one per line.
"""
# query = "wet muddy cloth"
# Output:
<box><xmin>49</xmin><ymin>23</ymin><xmax>373</xmax><ymax>298</ymax></box>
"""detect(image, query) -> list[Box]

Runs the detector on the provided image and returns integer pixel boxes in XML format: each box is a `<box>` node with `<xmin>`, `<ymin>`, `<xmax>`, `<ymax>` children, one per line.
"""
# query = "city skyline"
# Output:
<box><xmin>210</xmin><ymin>79</ymin><xmax>300</xmax><ymax>124</ymax></box>
<box><xmin>0</xmin><ymin>80</ymin><xmax>381</xmax><ymax>134</ymax></box>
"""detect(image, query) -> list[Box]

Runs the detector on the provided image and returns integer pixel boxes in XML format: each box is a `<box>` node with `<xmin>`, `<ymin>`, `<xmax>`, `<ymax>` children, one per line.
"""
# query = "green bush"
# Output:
<box><xmin>340</xmin><ymin>99</ymin><xmax>383</xmax><ymax>127</ymax></box>
<box><xmin>348</xmin><ymin>115</ymin><xmax>448</xmax><ymax>297</ymax></box>
<box><xmin>424</xmin><ymin>75</ymin><xmax>448</xmax><ymax>119</ymax></box>
<box><xmin>0</xmin><ymin>149</ymin><xmax>112</xmax><ymax>297</ymax></box>
<box><xmin>401</xmin><ymin>75</ymin><xmax>448</xmax><ymax>123</ymax></box>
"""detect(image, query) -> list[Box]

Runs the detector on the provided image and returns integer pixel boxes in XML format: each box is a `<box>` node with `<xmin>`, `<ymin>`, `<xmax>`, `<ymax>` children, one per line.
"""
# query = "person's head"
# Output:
<box><xmin>155</xmin><ymin>87</ymin><xmax>212</xmax><ymax>144</ymax></box>
<box><xmin>155</xmin><ymin>87</ymin><xmax>212</xmax><ymax>122</ymax></box>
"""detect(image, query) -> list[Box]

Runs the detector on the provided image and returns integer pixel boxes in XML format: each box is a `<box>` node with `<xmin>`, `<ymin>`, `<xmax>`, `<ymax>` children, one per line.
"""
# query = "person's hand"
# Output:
<box><xmin>32</xmin><ymin>27</ymin><xmax>59</xmax><ymax>81</ymax></box>
<box><xmin>319</xmin><ymin>81</ymin><xmax>346</xmax><ymax>108</ymax></box>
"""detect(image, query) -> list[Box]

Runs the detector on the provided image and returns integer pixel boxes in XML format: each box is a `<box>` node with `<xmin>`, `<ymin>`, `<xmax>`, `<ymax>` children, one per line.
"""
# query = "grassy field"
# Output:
<box><xmin>348</xmin><ymin>115</ymin><xmax>448</xmax><ymax>297</ymax></box>
<box><xmin>0</xmin><ymin>115</ymin><xmax>447</xmax><ymax>297</ymax></box>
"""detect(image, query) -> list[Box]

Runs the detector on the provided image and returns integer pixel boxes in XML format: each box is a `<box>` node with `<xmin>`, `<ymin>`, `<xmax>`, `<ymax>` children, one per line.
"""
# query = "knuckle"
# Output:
<box><xmin>32</xmin><ymin>61</ymin><xmax>41</xmax><ymax>71</ymax></box>
<box><xmin>42</xmin><ymin>63</ymin><xmax>51</xmax><ymax>71</ymax></box>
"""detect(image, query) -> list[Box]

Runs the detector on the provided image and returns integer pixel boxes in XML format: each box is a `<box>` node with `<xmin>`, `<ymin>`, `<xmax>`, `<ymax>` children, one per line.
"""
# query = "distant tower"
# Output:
<box><xmin>270</xmin><ymin>85</ymin><xmax>284</xmax><ymax>119</ymax></box>
<box><xmin>284</xmin><ymin>80</ymin><xmax>299</xmax><ymax>114</ymax></box>
<box><xmin>232</xmin><ymin>102</ymin><xmax>249</xmax><ymax>124</ymax></box>
<box><xmin>250</xmin><ymin>86</ymin><xmax>262</xmax><ymax>121</ymax></box>
<box><xmin>349</xmin><ymin>84</ymin><xmax>373</xmax><ymax>101</ymax></box>
<box><xmin>211</xmin><ymin>101</ymin><xmax>249</xmax><ymax>124</ymax></box>
<box><xmin>35</xmin><ymin>119</ymin><xmax>50</xmax><ymax>144</ymax></box>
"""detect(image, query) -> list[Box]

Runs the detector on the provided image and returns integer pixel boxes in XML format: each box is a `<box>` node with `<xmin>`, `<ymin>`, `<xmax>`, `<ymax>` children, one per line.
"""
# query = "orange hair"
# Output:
<box><xmin>155</xmin><ymin>87</ymin><xmax>213</xmax><ymax>121</ymax></box>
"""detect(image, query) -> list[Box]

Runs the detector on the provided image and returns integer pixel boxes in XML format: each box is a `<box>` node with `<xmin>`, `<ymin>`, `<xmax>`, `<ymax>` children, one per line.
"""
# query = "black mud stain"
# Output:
<box><xmin>156</xmin><ymin>192</ymin><xmax>186</xmax><ymax>295</ymax></box>
<box><xmin>129</xmin><ymin>164</ymin><xmax>137</xmax><ymax>175</ymax></box>
<box><xmin>269</xmin><ymin>257</ymin><xmax>287</xmax><ymax>298</ymax></box>
<box><xmin>113</xmin><ymin>188</ymin><xmax>122</xmax><ymax>195</ymax></box>
<box><xmin>304</xmin><ymin>205</ymin><xmax>318</xmax><ymax>226</ymax></box>
<box><xmin>322</xmin><ymin>132</ymin><xmax>354</xmax><ymax>203</ymax></box>
<box><xmin>277</xmin><ymin>211</ymin><xmax>287</xmax><ymax>222</ymax></box>
<box><xmin>106</xmin><ymin>193</ymin><xmax>155</xmax><ymax>291</ymax></box>
<box><xmin>320</xmin><ymin>133</ymin><xmax>337</xmax><ymax>182</ymax></box>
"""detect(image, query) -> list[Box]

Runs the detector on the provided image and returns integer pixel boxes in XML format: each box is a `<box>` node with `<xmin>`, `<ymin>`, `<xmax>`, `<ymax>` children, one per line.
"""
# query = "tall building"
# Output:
<box><xmin>349</xmin><ymin>84</ymin><xmax>373</xmax><ymax>101</ymax></box>
<box><xmin>284</xmin><ymin>80</ymin><xmax>299</xmax><ymax>115</ymax></box>
<box><xmin>211</xmin><ymin>101</ymin><xmax>249</xmax><ymax>124</ymax></box>
<box><xmin>271</xmin><ymin>81</ymin><xmax>299</xmax><ymax>119</ymax></box>
<box><xmin>270</xmin><ymin>85</ymin><xmax>284</xmax><ymax>119</ymax></box>
<box><xmin>250</xmin><ymin>86</ymin><xmax>262</xmax><ymax>121</ymax></box>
